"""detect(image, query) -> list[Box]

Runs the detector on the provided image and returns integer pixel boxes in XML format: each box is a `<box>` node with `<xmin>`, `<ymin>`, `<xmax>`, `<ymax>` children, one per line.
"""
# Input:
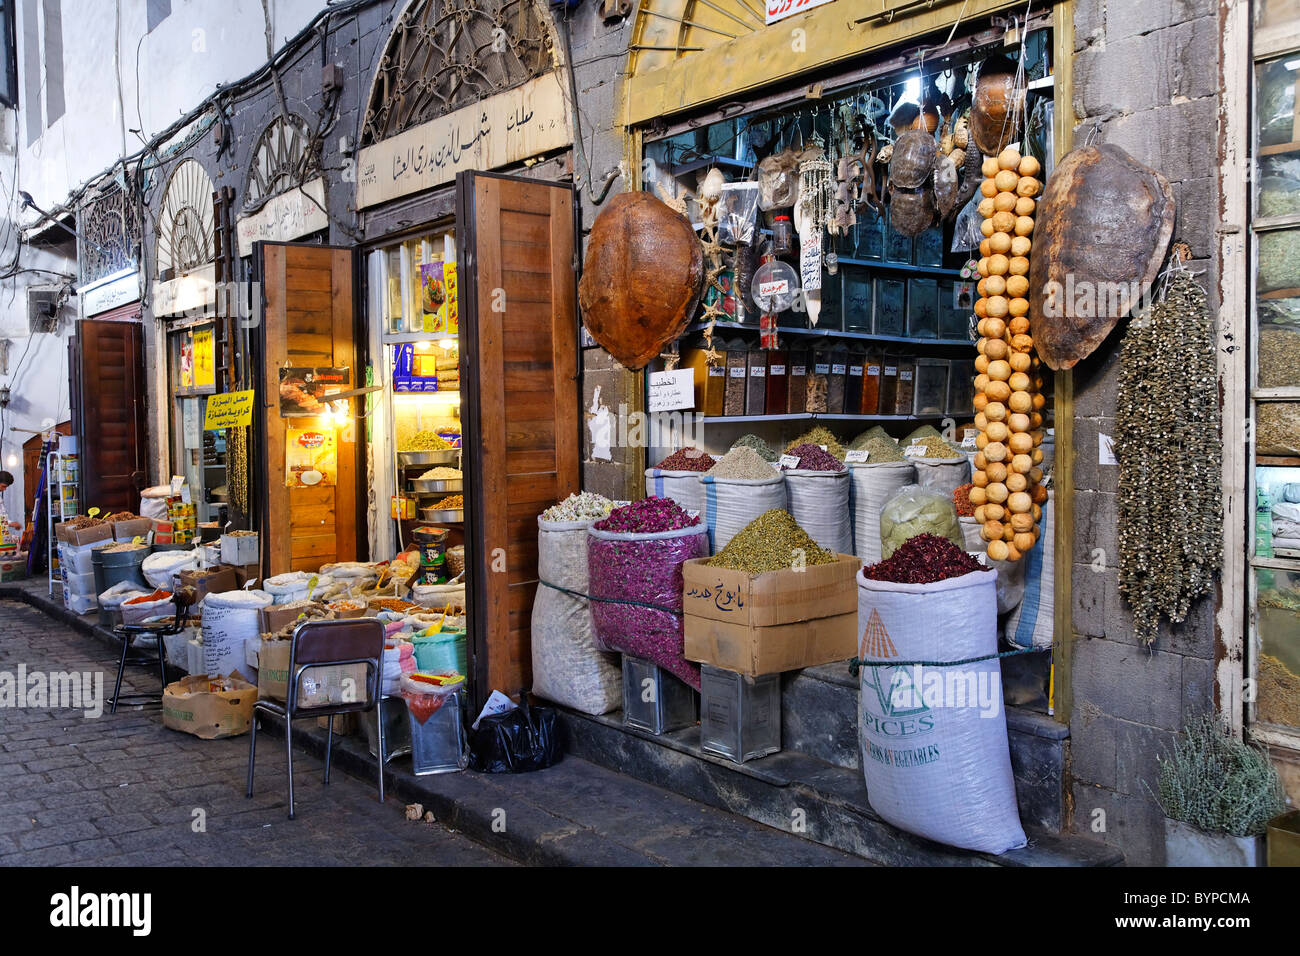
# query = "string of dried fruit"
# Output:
<box><xmin>1115</xmin><ymin>271</ymin><xmax>1222</xmax><ymax>643</ymax></box>
<box><xmin>965</xmin><ymin>147</ymin><xmax>1047</xmax><ymax>562</ymax></box>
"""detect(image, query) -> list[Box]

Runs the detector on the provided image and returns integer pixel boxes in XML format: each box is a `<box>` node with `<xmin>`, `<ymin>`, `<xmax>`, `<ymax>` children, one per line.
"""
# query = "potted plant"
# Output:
<box><xmin>1153</xmin><ymin>714</ymin><xmax>1288</xmax><ymax>867</ymax></box>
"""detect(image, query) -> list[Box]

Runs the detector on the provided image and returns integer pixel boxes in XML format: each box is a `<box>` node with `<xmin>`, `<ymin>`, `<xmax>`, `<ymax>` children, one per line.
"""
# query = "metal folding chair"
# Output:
<box><xmin>246</xmin><ymin>617</ymin><xmax>387</xmax><ymax>819</ymax></box>
<box><xmin>108</xmin><ymin>587</ymin><xmax>196</xmax><ymax>714</ymax></box>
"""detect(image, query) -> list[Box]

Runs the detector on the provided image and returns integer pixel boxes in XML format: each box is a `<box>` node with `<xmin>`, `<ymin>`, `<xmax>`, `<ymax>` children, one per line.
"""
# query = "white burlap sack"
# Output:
<box><xmin>850</xmin><ymin>461</ymin><xmax>916</xmax><ymax>566</ymax></box>
<box><xmin>700</xmin><ymin>474</ymin><xmax>786</xmax><ymax>553</ymax></box>
<box><xmin>857</xmin><ymin>567</ymin><xmax>1027</xmax><ymax>854</ymax></box>
<box><xmin>1004</xmin><ymin>491</ymin><xmax>1054</xmax><ymax>649</ymax></box>
<box><xmin>644</xmin><ymin>468</ymin><xmax>706</xmax><ymax>517</ymax></box>
<box><xmin>142</xmin><ymin>550</ymin><xmax>199</xmax><ymax>590</ymax></box>
<box><xmin>785</xmin><ymin>469</ymin><xmax>852</xmax><ymax>554</ymax></box>
<box><xmin>959</xmin><ymin>516</ymin><xmax>984</xmax><ymax>552</ymax></box>
<box><xmin>202</xmin><ymin>590</ymin><xmax>273</xmax><ymax>678</ymax></box>
<box><xmin>909</xmin><ymin>455</ymin><xmax>971</xmax><ymax>497</ymax></box>
<box><xmin>531</xmin><ymin>516</ymin><xmax>621</xmax><ymax>715</ymax></box>
<box><xmin>264</xmin><ymin>571</ymin><xmax>333</xmax><ymax>605</ymax></box>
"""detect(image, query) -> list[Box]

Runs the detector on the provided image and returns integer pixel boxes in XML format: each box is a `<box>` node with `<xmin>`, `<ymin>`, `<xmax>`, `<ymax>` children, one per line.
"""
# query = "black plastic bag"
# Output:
<box><xmin>469</xmin><ymin>692</ymin><xmax>564</xmax><ymax>773</ymax></box>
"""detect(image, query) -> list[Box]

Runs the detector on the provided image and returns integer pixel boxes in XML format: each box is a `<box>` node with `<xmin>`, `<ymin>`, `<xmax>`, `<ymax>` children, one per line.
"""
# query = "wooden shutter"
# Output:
<box><xmin>457</xmin><ymin>172</ymin><xmax>580</xmax><ymax>702</ymax></box>
<box><xmin>258</xmin><ymin>243</ymin><xmax>359</xmax><ymax>575</ymax></box>
<box><xmin>75</xmin><ymin>319</ymin><xmax>147</xmax><ymax>514</ymax></box>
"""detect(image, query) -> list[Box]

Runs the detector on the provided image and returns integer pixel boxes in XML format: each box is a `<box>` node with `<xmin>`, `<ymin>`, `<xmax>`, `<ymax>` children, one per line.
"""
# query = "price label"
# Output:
<box><xmin>832</xmin><ymin>364</ymin><xmax>846</xmax><ymax>375</ymax></box>
<box><xmin>779</xmin><ymin>454</ymin><xmax>801</xmax><ymax>469</ymax></box>
<box><xmin>818</xmin><ymin>444</ymin><xmax>828</xmax><ymax>451</ymax></box>
<box><xmin>729</xmin><ymin>366</ymin><xmax>746</xmax><ymax>378</ymax></box>
<box><xmin>900</xmin><ymin>370</ymin><xmax>913</xmax><ymax>381</ymax></box>
<box><xmin>759</xmin><ymin>278</ymin><xmax>790</xmax><ymax>297</ymax></box>
<box><xmin>87</xmin><ymin>507</ymin><xmax>101</xmax><ymax>519</ymax></box>
<box><xmin>791</xmin><ymin>365</ymin><xmax>807</xmax><ymax>376</ymax></box>
<box><xmin>848</xmin><ymin>365</ymin><xmax>863</xmax><ymax>376</ymax></box>
<box><xmin>961</xmin><ymin>434</ymin><xmax>978</xmax><ymax>450</ymax></box>
<box><xmin>904</xmin><ymin>444</ymin><xmax>928</xmax><ymax>458</ymax></box>
<box><xmin>769</xmin><ymin>364</ymin><xmax>787</xmax><ymax>375</ymax></box>
<box><xmin>867</xmin><ymin>365</ymin><xmax>881</xmax><ymax>376</ymax></box>
<box><xmin>708</xmin><ymin>365</ymin><xmax>725</xmax><ymax>377</ymax></box>
<box><xmin>815</xmin><ymin>364</ymin><xmax>831</xmax><ymax>375</ymax></box>
<box><xmin>132</xmin><ymin>535</ymin><xmax>145</xmax><ymax>546</ymax></box>
<box><xmin>750</xmin><ymin>366</ymin><xmax>766</xmax><ymax>377</ymax></box>
<box><xmin>845</xmin><ymin>449</ymin><xmax>870</xmax><ymax>463</ymax></box>
<box><xmin>884</xmin><ymin>366</ymin><xmax>898</xmax><ymax>376</ymax></box>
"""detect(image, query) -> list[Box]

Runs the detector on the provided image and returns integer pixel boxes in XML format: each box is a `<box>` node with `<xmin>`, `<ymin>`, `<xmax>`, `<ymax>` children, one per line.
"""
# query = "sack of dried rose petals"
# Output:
<box><xmin>645</xmin><ymin>448</ymin><xmax>713</xmax><ymax>517</ymax></box>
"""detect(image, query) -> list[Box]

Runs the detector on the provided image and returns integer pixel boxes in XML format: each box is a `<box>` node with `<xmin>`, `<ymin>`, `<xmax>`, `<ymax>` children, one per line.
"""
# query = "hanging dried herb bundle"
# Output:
<box><xmin>1116</xmin><ymin>270</ymin><xmax>1222</xmax><ymax>643</ymax></box>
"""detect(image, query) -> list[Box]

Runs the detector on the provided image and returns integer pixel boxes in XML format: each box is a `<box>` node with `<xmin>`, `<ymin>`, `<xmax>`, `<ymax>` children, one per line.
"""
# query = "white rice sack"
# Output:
<box><xmin>202</xmin><ymin>590</ymin><xmax>274</xmax><ymax>678</ymax></box>
<box><xmin>700</xmin><ymin>474</ymin><xmax>786</xmax><ymax>553</ymax></box>
<box><xmin>141</xmin><ymin>550</ymin><xmax>200</xmax><ymax>590</ymax></box>
<box><xmin>857</xmin><ymin>566</ymin><xmax>1026</xmax><ymax>854</ymax></box>
<box><xmin>784</xmin><ymin>469</ymin><xmax>852</xmax><ymax>554</ymax></box>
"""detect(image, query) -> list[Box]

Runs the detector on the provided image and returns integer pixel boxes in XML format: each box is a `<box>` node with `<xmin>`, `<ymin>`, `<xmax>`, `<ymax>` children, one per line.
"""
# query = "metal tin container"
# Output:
<box><xmin>398</xmin><ymin>449</ymin><xmax>459</xmax><ymax>467</ymax></box>
<box><xmin>361</xmin><ymin>696</ymin><xmax>412</xmax><ymax>763</ymax></box>
<box><xmin>699</xmin><ymin>664</ymin><xmax>781</xmax><ymax>763</ymax></box>
<box><xmin>408</xmin><ymin>690</ymin><xmax>468</xmax><ymax>775</ymax></box>
<box><xmin>418</xmin><ymin>507</ymin><xmax>464</xmax><ymax>523</ymax></box>
<box><xmin>409</xmin><ymin>478</ymin><xmax>463</xmax><ymax>494</ymax></box>
<box><xmin>622</xmin><ymin>656</ymin><xmax>696</xmax><ymax>735</ymax></box>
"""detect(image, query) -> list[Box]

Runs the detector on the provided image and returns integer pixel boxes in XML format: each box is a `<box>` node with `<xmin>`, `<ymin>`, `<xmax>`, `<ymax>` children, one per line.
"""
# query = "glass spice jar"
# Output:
<box><xmin>771</xmin><ymin>215</ymin><xmax>794</xmax><ymax>257</ymax></box>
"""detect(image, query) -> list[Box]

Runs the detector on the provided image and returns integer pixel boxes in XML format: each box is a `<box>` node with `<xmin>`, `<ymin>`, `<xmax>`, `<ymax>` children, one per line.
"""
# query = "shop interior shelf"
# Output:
<box><xmin>700</xmin><ymin>412</ymin><xmax>951</xmax><ymax>423</ymax></box>
<box><xmin>1258</xmin><ymin>455</ymin><xmax>1300</xmax><ymax>467</ymax></box>
<box><xmin>1260</xmin><ymin>287</ymin><xmax>1300</xmax><ymax>301</ymax></box>
<box><xmin>1260</xmin><ymin>140</ymin><xmax>1300</xmax><ymax>157</ymax></box>
<box><xmin>832</xmin><ymin>257</ymin><xmax>964</xmax><ymax>277</ymax></box>
<box><xmin>685</xmin><ymin>322</ymin><xmax>974</xmax><ymax>347</ymax></box>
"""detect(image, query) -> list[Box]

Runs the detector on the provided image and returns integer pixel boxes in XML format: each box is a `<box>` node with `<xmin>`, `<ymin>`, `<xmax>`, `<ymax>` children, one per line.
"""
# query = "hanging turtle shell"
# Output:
<box><xmin>1028</xmin><ymin>144</ymin><xmax>1176</xmax><ymax>371</ymax></box>
<box><xmin>889</xmin><ymin>186</ymin><xmax>935</xmax><ymax>237</ymax></box>
<box><xmin>971</xmin><ymin>55</ymin><xmax>1025</xmax><ymax>156</ymax></box>
<box><xmin>889</xmin><ymin>129</ymin><xmax>938</xmax><ymax>189</ymax></box>
<box><xmin>578</xmin><ymin>191</ymin><xmax>705</xmax><ymax>371</ymax></box>
<box><xmin>932</xmin><ymin>151</ymin><xmax>960</xmax><ymax>216</ymax></box>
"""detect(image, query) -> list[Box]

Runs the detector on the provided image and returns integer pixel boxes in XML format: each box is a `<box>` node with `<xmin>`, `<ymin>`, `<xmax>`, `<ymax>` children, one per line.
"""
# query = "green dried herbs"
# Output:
<box><xmin>708</xmin><ymin>509</ymin><xmax>835</xmax><ymax>573</ymax></box>
<box><xmin>1116</xmin><ymin>271</ymin><xmax>1222</xmax><ymax>644</ymax></box>
<box><xmin>851</xmin><ymin>436</ymin><xmax>906</xmax><ymax>463</ymax></box>
<box><xmin>785</xmin><ymin>425</ymin><xmax>845</xmax><ymax>461</ymax></box>
<box><xmin>730</xmin><ymin>433</ymin><xmax>780</xmax><ymax>462</ymax></box>
<box><xmin>848</xmin><ymin>426</ymin><xmax>896</xmax><ymax>450</ymax></box>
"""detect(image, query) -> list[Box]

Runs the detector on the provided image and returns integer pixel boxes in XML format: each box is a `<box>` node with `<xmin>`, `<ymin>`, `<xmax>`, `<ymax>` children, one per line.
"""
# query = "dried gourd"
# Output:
<box><xmin>972</xmin><ymin>147</ymin><xmax>1044</xmax><ymax>561</ymax></box>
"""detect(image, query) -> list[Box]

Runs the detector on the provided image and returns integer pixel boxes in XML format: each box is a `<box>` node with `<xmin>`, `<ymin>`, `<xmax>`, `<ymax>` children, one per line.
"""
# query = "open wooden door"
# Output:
<box><xmin>257</xmin><ymin>243</ymin><xmax>361</xmax><ymax>575</ymax></box>
<box><xmin>73</xmin><ymin>320</ymin><xmax>147</xmax><ymax>514</ymax></box>
<box><xmin>457</xmin><ymin>172</ymin><xmax>581</xmax><ymax>706</ymax></box>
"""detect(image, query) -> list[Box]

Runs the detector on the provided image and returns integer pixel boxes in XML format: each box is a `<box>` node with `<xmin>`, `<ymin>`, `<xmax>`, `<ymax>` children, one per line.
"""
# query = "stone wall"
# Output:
<box><xmin>1066</xmin><ymin>0</ymin><xmax>1223</xmax><ymax>865</ymax></box>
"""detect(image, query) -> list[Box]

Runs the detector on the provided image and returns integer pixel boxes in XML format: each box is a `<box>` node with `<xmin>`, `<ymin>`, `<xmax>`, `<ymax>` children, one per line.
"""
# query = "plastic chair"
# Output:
<box><xmin>246</xmin><ymin>618</ymin><xmax>387</xmax><ymax>819</ymax></box>
<box><xmin>108</xmin><ymin>587</ymin><xmax>196</xmax><ymax>714</ymax></box>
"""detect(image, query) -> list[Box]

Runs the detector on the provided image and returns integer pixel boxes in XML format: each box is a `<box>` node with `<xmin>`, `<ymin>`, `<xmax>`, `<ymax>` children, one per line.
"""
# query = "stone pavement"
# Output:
<box><xmin>0</xmin><ymin>598</ymin><xmax>512</xmax><ymax>867</ymax></box>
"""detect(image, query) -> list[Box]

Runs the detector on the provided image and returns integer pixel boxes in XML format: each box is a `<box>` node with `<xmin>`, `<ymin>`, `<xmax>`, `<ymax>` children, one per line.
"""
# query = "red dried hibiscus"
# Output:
<box><xmin>863</xmin><ymin>533</ymin><xmax>988</xmax><ymax>584</ymax></box>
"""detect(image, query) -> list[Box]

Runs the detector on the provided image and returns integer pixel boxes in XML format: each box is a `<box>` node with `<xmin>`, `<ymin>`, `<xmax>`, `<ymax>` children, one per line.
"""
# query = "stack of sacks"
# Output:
<box><xmin>1273</xmin><ymin>501</ymin><xmax>1300</xmax><ymax>556</ymax></box>
<box><xmin>383</xmin><ymin>641</ymin><xmax>417</xmax><ymax>697</ymax></box>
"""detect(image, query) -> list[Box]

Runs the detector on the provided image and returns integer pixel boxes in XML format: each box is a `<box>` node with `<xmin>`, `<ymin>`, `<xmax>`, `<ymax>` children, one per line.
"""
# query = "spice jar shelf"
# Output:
<box><xmin>685</xmin><ymin>322</ymin><xmax>973</xmax><ymax>347</ymax></box>
<box><xmin>701</xmin><ymin>412</ymin><xmax>950</xmax><ymax>423</ymax></box>
<box><xmin>832</xmin><ymin>256</ymin><xmax>965</xmax><ymax>277</ymax></box>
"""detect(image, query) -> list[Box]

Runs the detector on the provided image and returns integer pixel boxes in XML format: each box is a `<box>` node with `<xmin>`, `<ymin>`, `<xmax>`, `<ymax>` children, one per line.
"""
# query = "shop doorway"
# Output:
<box><xmin>69</xmin><ymin>319</ymin><xmax>148</xmax><ymax>515</ymax></box>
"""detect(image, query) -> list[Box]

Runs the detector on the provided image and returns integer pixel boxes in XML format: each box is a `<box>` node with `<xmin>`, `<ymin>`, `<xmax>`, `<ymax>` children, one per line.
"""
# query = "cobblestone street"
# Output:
<box><xmin>0</xmin><ymin>599</ymin><xmax>512</xmax><ymax>867</ymax></box>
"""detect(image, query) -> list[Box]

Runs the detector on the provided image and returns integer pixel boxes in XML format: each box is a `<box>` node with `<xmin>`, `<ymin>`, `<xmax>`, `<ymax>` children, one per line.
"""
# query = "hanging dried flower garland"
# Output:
<box><xmin>1115</xmin><ymin>268</ymin><xmax>1222</xmax><ymax>643</ymax></box>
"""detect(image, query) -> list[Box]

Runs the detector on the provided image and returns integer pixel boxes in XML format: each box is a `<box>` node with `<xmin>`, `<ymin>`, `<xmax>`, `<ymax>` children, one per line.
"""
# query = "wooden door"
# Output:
<box><xmin>457</xmin><ymin>172</ymin><xmax>581</xmax><ymax>704</ymax></box>
<box><xmin>74</xmin><ymin>320</ymin><xmax>147</xmax><ymax>514</ymax></box>
<box><xmin>258</xmin><ymin>243</ymin><xmax>360</xmax><ymax>575</ymax></box>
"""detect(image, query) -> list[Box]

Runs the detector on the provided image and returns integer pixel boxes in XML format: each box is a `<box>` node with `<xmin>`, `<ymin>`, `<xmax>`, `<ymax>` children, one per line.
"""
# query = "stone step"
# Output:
<box><xmin>781</xmin><ymin>658</ymin><xmax>1069</xmax><ymax>832</ymax></box>
<box><xmin>558</xmin><ymin>706</ymin><xmax>1121</xmax><ymax>867</ymax></box>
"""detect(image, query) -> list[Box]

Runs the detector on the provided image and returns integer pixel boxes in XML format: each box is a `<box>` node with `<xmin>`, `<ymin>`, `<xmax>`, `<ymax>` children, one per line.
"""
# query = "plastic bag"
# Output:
<box><xmin>718</xmin><ymin>181</ymin><xmax>760</xmax><ymax>245</ymax></box>
<box><xmin>950</xmin><ymin>190</ymin><xmax>984</xmax><ymax>254</ymax></box>
<box><xmin>879</xmin><ymin>484</ymin><xmax>964</xmax><ymax>559</ymax></box>
<box><xmin>588</xmin><ymin>523</ymin><xmax>709</xmax><ymax>690</ymax></box>
<box><xmin>469</xmin><ymin>693</ymin><xmax>563</xmax><ymax>773</ymax></box>
<box><xmin>99</xmin><ymin>580</ymin><xmax>149</xmax><ymax>608</ymax></box>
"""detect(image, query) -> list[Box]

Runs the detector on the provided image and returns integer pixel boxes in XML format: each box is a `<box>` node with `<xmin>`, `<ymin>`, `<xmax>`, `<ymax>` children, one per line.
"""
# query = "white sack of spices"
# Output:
<box><xmin>699</xmin><ymin>474</ymin><xmax>786</xmax><ymax>553</ymax></box>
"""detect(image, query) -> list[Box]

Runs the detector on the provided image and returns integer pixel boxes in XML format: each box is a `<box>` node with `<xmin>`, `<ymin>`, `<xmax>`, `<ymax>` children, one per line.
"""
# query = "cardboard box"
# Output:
<box><xmin>681</xmin><ymin>554</ymin><xmax>861</xmax><ymax>627</ymax></box>
<box><xmin>259</xmin><ymin>602</ymin><xmax>331</xmax><ymax>637</ymax></box>
<box><xmin>681</xmin><ymin>554</ymin><xmax>861</xmax><ymax>676</ymax></box>
<box><xmin>178</xmin><ymin>566</ymin><xmax>239</xmax><ymax>603</ymax></box>
<box><xmin>684</xmin><ymin>610</ymin><xmax>859</xmax><ymax>677</ymax></box>
<box><xmin>229</xmin><ymin>562</ymin><xmax>261</xmax><ymax>590</ymax></box>
<box><xmin>54</xmin><ymin>522</ymin><xmax>112</xmax><ymax>547</ymax></box>
<box><xmin>162</xmin><ymin>674</ymin><xmax>258</xmax><ymax>739</ymax></box>
<box><xmin>113</xmin><ymin>517</ymin><xmax>153</xmax><ymax>542</ymax></box>
<box><xmin>256</xmin><ymin>637</ymin><xmax>366</xmax><ymax>706</ymax></box>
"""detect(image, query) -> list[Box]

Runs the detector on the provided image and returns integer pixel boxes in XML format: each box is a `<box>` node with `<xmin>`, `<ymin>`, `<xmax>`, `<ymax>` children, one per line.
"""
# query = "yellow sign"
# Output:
<box><xmin>285</xmin><ymin>427</ymin><xmax>337</xmax><ymax>488</ymax></box>
<box><xmin>204</xmin><ymin>390</ymin><xmax>255</xmax><ymax>430</ymax></box>
<box><xmin>194</xmin><ymin>329</ymin><xmax>216</xmax><ymax>388</ymax></box>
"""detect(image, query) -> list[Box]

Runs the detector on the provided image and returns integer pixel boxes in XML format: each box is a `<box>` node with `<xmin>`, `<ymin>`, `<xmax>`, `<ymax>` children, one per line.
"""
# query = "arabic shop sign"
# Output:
<box><xmin>355</xmin><ymin>71</ymin><xmax>571</xmax><ymax>208</ymax></box>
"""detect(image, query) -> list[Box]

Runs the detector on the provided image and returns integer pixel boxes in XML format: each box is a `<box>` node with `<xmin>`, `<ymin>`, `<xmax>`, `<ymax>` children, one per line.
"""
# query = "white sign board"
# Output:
<box><xmin>152</xmin><ymin>263</ymin><xmax>216</xmax><ymax>318</ymax></box>
<box><xmin>766</xmin><ymin>0</ymin><xmax>836</xmax><ymax>26</ymax></box>
<box><xmin>355</xmin><ymin>72</ymin><xmax>571</xmax><ymax>209</ymax></box>
<box><xmin>236</xmin><ymin>178</ymin><xmax>329</xmax><ymax>257</ymax></box>
<box><xmin>648</xmin><ymin>368</ymin><xmax>695</xmax><ymax>413</ymax></box>
<box><xmin>1099</xmin><ymin>432</ymin><xmax>1118</xmax><ymax>466</ymax></box>
<box><xmin>80</xmin><ymin>268</ymin><xmax>140</xmax><ymax>317</ymax></box>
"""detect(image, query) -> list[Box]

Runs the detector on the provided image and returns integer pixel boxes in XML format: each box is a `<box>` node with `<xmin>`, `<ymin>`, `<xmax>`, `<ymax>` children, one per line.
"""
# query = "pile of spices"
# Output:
<box><xmin>226</xmin><ymin>530</ymin><xmax>258</xmax><ymax>538</ymax></box>
<box><xmin>910</xmin><ymin>435</ymin><xmax>964</xmax><ymax>459</ymax></box>
<box><xmin>783</xmin><ymin>443</ymin><xmax>845</xmax><ymax>472</ymax></box>
<box><xmin>104</xmin><ymin>512</ymin><xmax>142</xmax><ymax>523</ymax></box>
<box><xmin>417</xmin><ymin>466</ymin><xmax>462</xmax><ymax>480</ymax></box>
<box><xmin>848</xmin><ymin>425</ymin><xmax>895</xmax><ymax>450</ymax></box>
<box><xmin>369</xmin><ymin>598</ymin><xmax>420</xmax><ymax>614</ymax></box>
<box><xmin>852</xmin><ymin>435</ymin><xmax>906</xmax><ymax>463</ymax></box>
<box><xmin>953</xmin><ymin>483</ymin><xmax>976</xmax><ymax>517</ymax></box>
<box><xmin>708</xmin><ymin>509</ymin><xmax>835</xmax><ymax>573</ymax></box>
<box><xmin>730</xmin><ymin>433</ymin><xmax>779</xmax><ymax>462</ymax></box>
<box><xmin>101</xmin><ymin>542</ymin><xmax>148</xmax><ymax>554</ymax></box>
<box><xmin>1257</xmin><ymin>326</ymin><xmax>1300</xmax><ymax>389</ymax></box>
<box><xmin>542</xmin><ymin>491</ymin><xmax>615</xmax><ymax>522</ymax></box>
<box><xmin>431</xmin><ymin>495</ymin><xmax>463</xmax><ymax>510</ymax></box>
<box><xmin>863</xmin><ymin>533</ymin><xmax>988</xmax><ymax>584</ymax></box>
<box><xmin>655</xmin><ymin>447</ymin><xmax>716</xmax><ymax>472</ymax></box>
<box><xmin>903</xmin><ymin>424</ymin><xmax>942</xmax><ymax>445</ymax></box>
<box><xmin>1258</xmin><ymin>654</ymin><xmax>1300</xmax><ymax>729</ymax></box>
<box><xmin>125</xmin><ymin>589</ymin><xmax>172</xmax><ymax>605</ymax></box>
<box><xmin>404</xmin><ymin>431</ymin><xmax>452</xmax><ymax>451</ymax></box>
<box><xmin>705</xmin><ymin>446</ymin><xmax>779</xmax><ymax>480</ymax></box>
<box><xmin>66</xmin><ymin>515</ymin><xmax>107</xmax><ymax>529</ymax></box>
<box><xmin>1257</xmin><ymin>403</ymin><xmax>1300</xmax><ymax>456</ymax></box>
<box><xmin>594</xmin><ymin>497</ymin><xmax>701</xmax><ymax>533</ymax></box>
<box><xmin>785</xmin><ymin>425</ymin><xmax>845</xmax><ymax>461</ymax></box>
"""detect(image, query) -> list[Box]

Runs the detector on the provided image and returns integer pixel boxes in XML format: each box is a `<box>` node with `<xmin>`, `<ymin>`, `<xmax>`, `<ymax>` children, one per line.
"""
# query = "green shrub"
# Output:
<box><xmin>1154</xmin><ymin>714</ymin><xmax>1288</xmax><ymax>837</ymax></box>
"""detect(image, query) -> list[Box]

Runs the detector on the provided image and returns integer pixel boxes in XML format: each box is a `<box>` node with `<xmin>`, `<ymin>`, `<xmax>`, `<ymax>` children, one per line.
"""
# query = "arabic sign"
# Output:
<box><xmin>355</xmin><ymin>71</ymin><xmax>571</xmax><ymax>209</ymax></box>
<box><xmin>80</xmin><ymin>268</ymin><xmax>140</xmax><ymax>317</ymax></box>
<box><xmin>204</xmin><ymin>391</ymin><xmax>255</xmax><ymax>430</ymax></box>
<box><xmin>766</xmin><ymin>0</ymin><xmax>836</xmax><ymax>24</ymax></box>
<box><xmin>153</xmin><ymin>263</ymin><xmax>216</xmax><ymax>317</ymax></box>
<box><xmin>236</xmin><ymin>178</ymin><xmax>330</xmax><ymax>257</ymax></box>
